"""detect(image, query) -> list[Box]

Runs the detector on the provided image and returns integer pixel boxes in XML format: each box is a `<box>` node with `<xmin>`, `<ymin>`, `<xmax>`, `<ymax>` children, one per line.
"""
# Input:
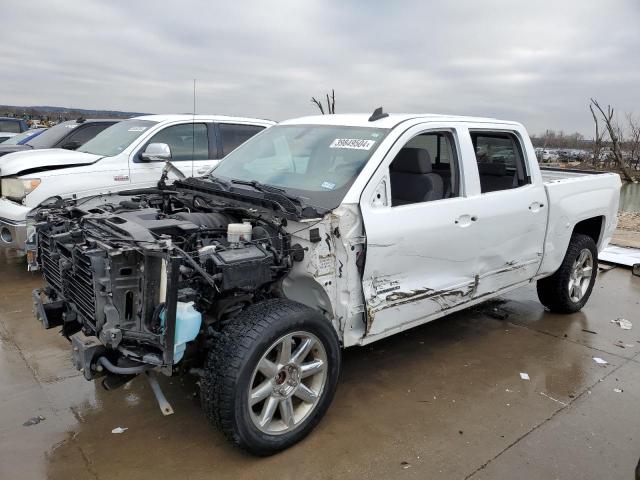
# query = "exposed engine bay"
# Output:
<box><xmin>30</xmin><ymin>178</ymin><xmax>311</xmax><ymax>382</ymax></box>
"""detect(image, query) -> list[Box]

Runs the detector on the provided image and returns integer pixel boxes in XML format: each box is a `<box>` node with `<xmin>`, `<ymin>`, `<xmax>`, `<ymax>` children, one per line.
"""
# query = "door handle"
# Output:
<box><xmin>528</xmin><ymin>201</ymin><xmax>544</xmax><ymax>212</ymax></box>
<box><xmin>454</xmin><ymin>214</ymin><xmax>478</xmax><ymax>226</ymax></box>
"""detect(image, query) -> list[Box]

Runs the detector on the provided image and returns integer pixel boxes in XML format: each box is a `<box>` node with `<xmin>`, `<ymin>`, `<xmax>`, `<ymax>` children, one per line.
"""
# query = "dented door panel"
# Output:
<box><xmin>361</xmin><ymin>195</ymin><xmax>480</xmax><ymax>337</ymax></box>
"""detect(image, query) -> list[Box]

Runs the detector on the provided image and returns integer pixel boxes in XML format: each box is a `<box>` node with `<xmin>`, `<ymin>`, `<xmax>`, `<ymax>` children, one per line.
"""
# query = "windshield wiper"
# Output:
<box><xmin>231</xmin><ymin>179</ymin><xmax>299</xmax><ymax>202</ymax></box>
<box><xmin>230</xmin><ymin>179</ymin><xmax>325</xmax><ymax>217</ymax></box>
<box><xmin>207</xmin><ymin>175</ymin><xmax>232</xmax><ymax>191</ymax></box>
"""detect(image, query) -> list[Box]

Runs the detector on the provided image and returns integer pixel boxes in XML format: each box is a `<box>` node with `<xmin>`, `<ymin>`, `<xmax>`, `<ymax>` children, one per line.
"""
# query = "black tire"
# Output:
<box><xmin>536</xmin><ymin>233</ymin><xmax>598</xmax><ymax>313</ymax></box>
<box><xmin>200</xmin><ymin>298</ymin><xmax>341</xmax><ymax>455</ymax></box>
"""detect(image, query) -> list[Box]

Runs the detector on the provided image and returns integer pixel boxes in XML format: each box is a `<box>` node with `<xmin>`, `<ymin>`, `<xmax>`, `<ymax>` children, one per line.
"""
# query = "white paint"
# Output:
<box><xmin>520</xmin><ymin>372</ymin><xmax>530</xmax><ymax>380</ymax></box>
<box><xmin>277</xmin><ymin>114</ymin><xmax>620</xmax><ymax>347</ymax></box>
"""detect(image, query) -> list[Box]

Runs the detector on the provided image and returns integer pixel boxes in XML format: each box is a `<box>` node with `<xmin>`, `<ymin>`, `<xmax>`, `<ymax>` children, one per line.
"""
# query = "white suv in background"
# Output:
<box><xmin>0</xmin><ymin>114</ymin><xmax>274</xmax><ymax>251</ymax></box>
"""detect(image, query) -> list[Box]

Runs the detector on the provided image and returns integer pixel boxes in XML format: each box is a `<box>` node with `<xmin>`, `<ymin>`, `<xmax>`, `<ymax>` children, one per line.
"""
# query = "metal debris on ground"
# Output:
<box><xmin>22</xmin><ymin>415</ymin><xmax>45</xmax><ymax>427</ymax></box>
<box><xmin>111</xmin><ymin>427</ymin><xmax>128</xmax><ymax>434</ymax></box>
<box><xmin>598</xmin><ymin>263</ymin><xmax>616</xmax><ymax>271</ymax></box>
<box><xmin>487</xmin><ymin>306</ymin><xmax>509</xmax><ymax>320</ymax></box>
<box><xmin>613</xmin><ymin>340</ymin><xmax>635</xmax><ymax>349</ymax></box>
<box><xmin>611</xmin><ymin>318</ymin><xmax>633</xmax><ymax>330</ymax></box>
<box><xmin>581</xmin><ymin>329</ymin><xmax>598</xmax><ymax>334</ymax></box>
<box><xmin>540</xmin><ymin>392</ymin><xmax>568</xmax><ymax>407</ymax></box>
<box><xmin>593</xmin><ymin>357</ymin><xmax>608</xmax><ymax>365</ymax></box>
<box><xmin>613</xmin><ymin>388</ymin><xmax>623</xmax><ymax>393</ymax></box>
<box><xmin>401</xmin><ymin>461</ymin><xmax>411</xmax><ymax>469</ymax></box>
<box><xmin>519</xmin><ymin>372</ymin><xmax>530</xmax><ymax>380</ymax></box>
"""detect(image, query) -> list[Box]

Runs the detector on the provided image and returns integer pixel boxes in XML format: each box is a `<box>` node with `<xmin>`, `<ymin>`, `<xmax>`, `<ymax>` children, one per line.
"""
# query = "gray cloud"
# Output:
<box><xmin>1</xmin><ymin>0</ymin><xmax>638</xmax><ymax>135</ymax></box>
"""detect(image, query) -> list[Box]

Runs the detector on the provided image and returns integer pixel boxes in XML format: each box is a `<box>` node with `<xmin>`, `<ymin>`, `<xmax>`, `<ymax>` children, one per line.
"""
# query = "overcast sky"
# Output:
<box><xmin>2</xmin><ymin>0</ymin><xmax>639</xmax><ymax>135</ymax></box>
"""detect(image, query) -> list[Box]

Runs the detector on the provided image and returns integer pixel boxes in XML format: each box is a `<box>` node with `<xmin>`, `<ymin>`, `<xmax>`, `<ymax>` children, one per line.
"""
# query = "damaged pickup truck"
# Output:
<box><xmin>30</xmin><ymin>110</ymin><xmax>621</xmax><ymax>454</ymax></box>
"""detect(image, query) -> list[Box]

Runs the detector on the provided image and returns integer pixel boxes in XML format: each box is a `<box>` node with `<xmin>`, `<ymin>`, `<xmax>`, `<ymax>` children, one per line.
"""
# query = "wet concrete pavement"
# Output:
<box><xmin>1</xmin><ymin>249</ymin><xmax>639</xmax><ymax>479</ymax></box>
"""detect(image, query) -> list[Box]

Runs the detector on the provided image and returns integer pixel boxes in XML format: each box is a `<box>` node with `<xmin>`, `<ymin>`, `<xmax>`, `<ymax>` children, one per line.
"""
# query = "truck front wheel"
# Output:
<box><xmin>536</xmin><ymin>233</ymin><xmax>598</xmax><ymax>313</ymax></box>
<box><xmin>201</xmin><ymin>298</ymin><xmax>341</xmax><ymax>455</ymax></box>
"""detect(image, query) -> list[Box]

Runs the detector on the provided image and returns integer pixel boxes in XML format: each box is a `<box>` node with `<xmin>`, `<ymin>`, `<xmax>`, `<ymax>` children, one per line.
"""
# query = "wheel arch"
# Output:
<box><xmin>572</xmin><ymin>215</ymin><xmax>605</xmax><ymax>247</ymax></box>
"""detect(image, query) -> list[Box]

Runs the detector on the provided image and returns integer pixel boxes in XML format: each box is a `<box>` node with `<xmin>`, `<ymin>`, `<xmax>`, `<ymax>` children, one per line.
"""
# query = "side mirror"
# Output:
<box><xmin>61</xmin><ymin>141</ymin><xmax>81</xmax><ymax>150</ymax></box>
<box><xmin>140</xmin><ymin>143</ymin><xmax>172</xmax><ymax>162</ymax></box>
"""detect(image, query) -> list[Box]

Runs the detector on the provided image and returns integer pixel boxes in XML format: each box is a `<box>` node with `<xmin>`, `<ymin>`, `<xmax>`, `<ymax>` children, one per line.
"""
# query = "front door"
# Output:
<box><xmin>360</xmin><ymin>126</ymin><xmax>483</xmax><ymax>337</ymax></box>
<box><xmin>129</xmin><ymin>122</ymin><xmax>210</xmax><ymax>187</ymax></box>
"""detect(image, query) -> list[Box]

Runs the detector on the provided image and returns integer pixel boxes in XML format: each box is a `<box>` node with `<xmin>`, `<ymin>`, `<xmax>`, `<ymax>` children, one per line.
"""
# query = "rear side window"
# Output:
<box><xmin>219</xmin><ymin>123</ymin><xmax>265</xmax><ymax>156</ymax></box>
<box><xmin>471</xmin><ymin>131</ymin><xmax>530</xmax><ymax>193</ymax></box>
<box><xmin>0</xmin><ymin>120</ymin><xmax>21</xmax><ymax>133</ymax></box>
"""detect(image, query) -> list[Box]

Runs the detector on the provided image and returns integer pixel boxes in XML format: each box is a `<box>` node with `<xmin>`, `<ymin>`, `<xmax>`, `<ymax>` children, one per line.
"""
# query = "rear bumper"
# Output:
<box><xmin>0</xmin><ymin>216</ymin><xmax>27</xmax><ymax>250</ymax></box>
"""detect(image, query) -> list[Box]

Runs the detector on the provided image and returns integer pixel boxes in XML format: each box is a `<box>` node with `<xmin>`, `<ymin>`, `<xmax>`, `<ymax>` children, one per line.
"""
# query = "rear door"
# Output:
<box><xmin>459</xmin><ymin>126</ymin><xmax>547</xmax><ymax>296</ymax></box>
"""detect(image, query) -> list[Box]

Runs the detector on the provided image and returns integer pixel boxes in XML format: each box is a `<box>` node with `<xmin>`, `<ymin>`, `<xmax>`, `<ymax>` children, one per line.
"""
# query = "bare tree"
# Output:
<box><xmin>589</xmin><ymin>103</ymin><xmax>605</xmax><ymax>167</ymax></box>
<box><xmin>626</xmin><ymin>112</ymin><xmax>640</xmax><ymax>171</ymax></box>
<box><xmin>311</xmin><ymin>89</ymin><xmax>336</xmax><ymax>114</ymax></box>
<box><xmin>590</xmin><ymin>98</ymin><xmax>636</xmax><ymax>182</ymax></box>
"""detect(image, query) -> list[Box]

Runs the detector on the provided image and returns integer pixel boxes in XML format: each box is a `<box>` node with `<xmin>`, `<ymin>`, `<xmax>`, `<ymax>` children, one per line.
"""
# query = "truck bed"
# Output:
<box><xmin>540</xmin><ymin>166</ymin><xmax>618</xmax><ymax>183</ymax></box>
<box><xmin>537</xmin><ymin>166</ymin><xmax>621</xmax><ymax>277</ymax></box>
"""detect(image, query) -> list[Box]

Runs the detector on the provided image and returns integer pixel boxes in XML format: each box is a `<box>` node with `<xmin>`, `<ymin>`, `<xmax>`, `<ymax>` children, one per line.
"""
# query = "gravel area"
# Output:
<box><xmin>617</xmin><ymin>211</ymin><xmax>640</xmax><ymax>231</ymax></box>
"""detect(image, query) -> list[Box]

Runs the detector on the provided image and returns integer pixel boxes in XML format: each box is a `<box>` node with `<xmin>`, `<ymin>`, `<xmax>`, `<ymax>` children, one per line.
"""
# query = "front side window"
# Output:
<box><xmin>145</xmin><ymin>123</ymin><xmax>209</xmax><ymax>161</ymax></box>
<box><xmin>211</xmin><ymin>124</ymin><xmax>388</xmax><ymax>211</ymax></box>
<box><xmin>219</xmin><ymin>123</ymin><xmax>265</xmax><ymax>156</ymax></box>
<box><xmin>77</xmin><ymin>119</ymin><xmax>157</xmax><ymax>157</ymax></box>
<box><xmin>471</xmin><ymin>131</ymin><xmax>530</xmax><ymax>193</ymax></box>
<box><xmin>390</xmin><ymin>131</ymin><xmax>460</xmax><ymax>206</ymax></box>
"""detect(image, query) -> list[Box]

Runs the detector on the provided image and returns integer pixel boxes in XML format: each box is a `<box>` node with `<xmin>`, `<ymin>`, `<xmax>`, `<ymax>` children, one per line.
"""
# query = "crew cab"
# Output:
<box><xmin>30</xmin><ymin>111</ymin><xmax>620</xmax><ymax>455</ymax></box>
<box><xmin>0</xmin><ymin>114</ymin><xmax>273</xmax><ymax>250</ymax></box>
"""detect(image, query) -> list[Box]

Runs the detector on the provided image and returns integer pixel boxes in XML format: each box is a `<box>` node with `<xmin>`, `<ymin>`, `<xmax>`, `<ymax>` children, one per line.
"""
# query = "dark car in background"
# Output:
<box><xmin>0</xmin><ymin>118</ymin><xmax>118</xmax><ymax>157</ymax></box>
<box><xmin>0</xmin><ymin>117</ymin><xmax>29</xmax><ymax>143</ymax></box>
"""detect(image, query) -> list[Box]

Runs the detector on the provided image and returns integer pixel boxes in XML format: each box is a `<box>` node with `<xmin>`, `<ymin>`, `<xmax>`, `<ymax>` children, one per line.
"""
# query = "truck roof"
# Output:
<box><xmin>132</xmin><ymin>114</ymin><xmax>275</xmax><ymax>125</ymax></box>
<box><xmin>279</xmin><ymin>113</ymin><xmax>522</xmax><ymax>129</ymax></box>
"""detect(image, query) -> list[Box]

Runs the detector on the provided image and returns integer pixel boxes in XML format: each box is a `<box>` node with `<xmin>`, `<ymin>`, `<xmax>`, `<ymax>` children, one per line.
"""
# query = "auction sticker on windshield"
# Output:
<box><xmin>330</xmin><ymin>138</ymin><xmax>376</xmax><ymax>150</ymax></box>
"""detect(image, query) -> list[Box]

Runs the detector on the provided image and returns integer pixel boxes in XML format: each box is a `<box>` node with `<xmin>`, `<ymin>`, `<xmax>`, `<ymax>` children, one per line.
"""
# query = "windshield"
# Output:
<box><xmin>3</xmin><ymin>128</ymin><xmax>46</xmax><ymax>145</ymax></box>
<box><xmin>77</xmin><ymin>119</ymin><xmax>157</xmax><ymax>157</ymax></box>
<box><xmin>26</xmin><ymin>121</ymin><xmax>79</xmax><ymax>147</ymax></box>
<box><xmin>210</xmin><ymin>124</ymin><xmax>388</xmax><ymax>211</ymax></box>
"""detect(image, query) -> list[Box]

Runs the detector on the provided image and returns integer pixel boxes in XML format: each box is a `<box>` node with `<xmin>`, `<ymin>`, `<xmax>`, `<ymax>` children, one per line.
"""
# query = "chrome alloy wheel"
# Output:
<box><xmin>248</xmin><ymin>331</ymin><xmax>328</xmax><ymax>435</ymax></box>
<box><xmin>568</xmin><ymin>248</ymin><xmax>594</xmax><ymax>302</ymax></box>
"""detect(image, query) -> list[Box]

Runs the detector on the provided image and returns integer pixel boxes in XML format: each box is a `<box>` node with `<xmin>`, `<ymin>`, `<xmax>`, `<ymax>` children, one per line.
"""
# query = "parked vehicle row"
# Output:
<box><xmin>29</xmin><ymin>110</ymin><xmax>620</xmax><ymax>454</ymax></box>
<box><xmin>0</xmin><ymin>116</ymin><xmax>29</xmax><ymax>143</ymax></box>
<box><xmin>0</xmin><ymin>114</ymin><xmax>273</xmax><ymax>250</ymax></box>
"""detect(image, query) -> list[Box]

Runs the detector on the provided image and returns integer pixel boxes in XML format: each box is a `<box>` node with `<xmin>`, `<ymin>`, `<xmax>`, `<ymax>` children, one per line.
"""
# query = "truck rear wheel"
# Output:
<box><xmin>201</xmin><ymin>298</ymin><xmax>341</xmax><ymax>455</ymax></box>
<box><xmin>536</xmin><ymin>233</ymin><xmax>598</xmax><ymax>313</ymax></box>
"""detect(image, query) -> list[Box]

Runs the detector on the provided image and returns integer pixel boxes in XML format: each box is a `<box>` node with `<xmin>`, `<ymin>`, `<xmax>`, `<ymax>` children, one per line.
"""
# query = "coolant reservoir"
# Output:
<box><xmin>227</xmin><ymin>221</ymin><xmax>253</xmax><ymax>243</ymax></box>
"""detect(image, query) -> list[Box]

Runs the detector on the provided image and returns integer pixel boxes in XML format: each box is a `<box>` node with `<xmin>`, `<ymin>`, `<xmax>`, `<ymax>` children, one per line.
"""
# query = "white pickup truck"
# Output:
<box><xmin>31</xmin><ymin>110</ymin><xmax>620</xmax><ymax>455</ymax></box>
<box><xmin>0</xmin><ymin>114</ymin><xmax>274</xmax><ymax>250</ymax></box>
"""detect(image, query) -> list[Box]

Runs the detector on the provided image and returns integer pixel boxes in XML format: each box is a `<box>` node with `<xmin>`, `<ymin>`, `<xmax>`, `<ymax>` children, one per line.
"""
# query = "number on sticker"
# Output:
<box><xmin>330</xmin><ymin>138</ymin><xmax>375</xmax><ymax>150</ymax></box>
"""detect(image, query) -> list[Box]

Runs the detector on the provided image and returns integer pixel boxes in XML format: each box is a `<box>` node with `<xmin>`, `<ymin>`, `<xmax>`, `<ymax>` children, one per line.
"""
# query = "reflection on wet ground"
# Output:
<box><xmin>0</xmin><ymin>249</ymin><xmax>639</xmax><ymax>479</ymax></box>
